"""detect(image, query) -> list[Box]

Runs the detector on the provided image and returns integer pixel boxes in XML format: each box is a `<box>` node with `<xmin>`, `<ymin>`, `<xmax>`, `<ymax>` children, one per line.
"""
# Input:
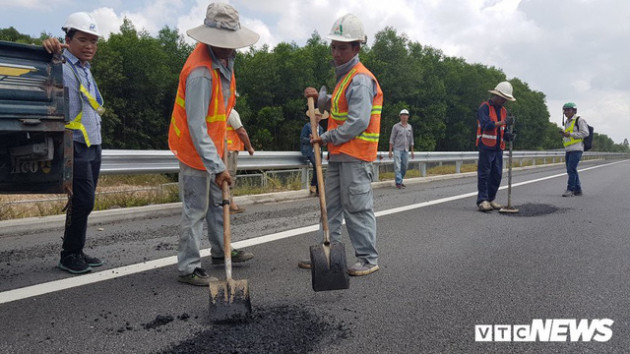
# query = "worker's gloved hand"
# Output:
<box><xmin>504</xmin><ymin>131</ymin><xmax>516</xmax><ymax>142</ymax></box>
<box><xmin>506</xmin><ymin>115</ymin><xmax>515</xmax><ymax>126</ymax></box>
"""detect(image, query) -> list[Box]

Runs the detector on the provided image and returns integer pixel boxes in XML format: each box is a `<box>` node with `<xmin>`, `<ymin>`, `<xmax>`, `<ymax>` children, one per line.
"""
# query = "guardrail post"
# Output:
<box><xmin>543</xmin><ymin>158</ymin><xmax>546</xmax><ymax>164</ymax></box>
<box><xmin>519</xmin><ymin>159</ymin><xmax>523</xmax><ymax>167</ymax></box>
<box><xmin>532</xmin><ymin>158</ymin><xmax>536</xmax><ymax>167</ymax></box>
<box><xmin>301</xmin><ymin>167</ymin><xmax>308</xmax><ymax>190</ymax></box>
<box><xmin>420</xmin><ymin>162</ymin><xmax>426</xmax><ymax>177</ymax></box>
<box><xmin>373</xmin><ymin>163</ymin><xmax>380</xmax><ymax>181</ymax></box>
<box><xmin>455</xmin><ymin>160</ymin><xmax>462</xmax><ymax>174</ymax></box>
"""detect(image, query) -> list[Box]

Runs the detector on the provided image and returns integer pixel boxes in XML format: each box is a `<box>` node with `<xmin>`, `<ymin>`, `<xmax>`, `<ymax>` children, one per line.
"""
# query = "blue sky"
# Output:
<box><xmin>2</xmin><ymin>0</ymin><xmax>629</xmax><ymax>144</ymax></box>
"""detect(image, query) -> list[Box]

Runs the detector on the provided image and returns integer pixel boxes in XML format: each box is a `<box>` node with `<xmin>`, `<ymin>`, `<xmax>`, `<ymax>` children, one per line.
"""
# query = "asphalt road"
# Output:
<box><xmin>1</xmin><ymin>159</ymin><xmax>629</xmax><ymax>353</ymax></box>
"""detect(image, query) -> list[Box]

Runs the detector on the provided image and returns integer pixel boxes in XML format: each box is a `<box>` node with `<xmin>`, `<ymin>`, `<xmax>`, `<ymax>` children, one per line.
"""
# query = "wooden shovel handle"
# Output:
<box><xmin>307</xmin><ymin>97</ymin><xmax>330</xmax><ymax>243</ymax></box>
<box><xmin>222</xmin><ymin>138</ymin><xmax>232</xmax><ymax>281</ymax></box>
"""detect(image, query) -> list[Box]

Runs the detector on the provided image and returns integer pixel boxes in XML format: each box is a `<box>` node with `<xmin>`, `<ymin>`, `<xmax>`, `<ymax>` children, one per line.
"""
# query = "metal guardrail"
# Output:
<box><xmin>4</xmin><ymin>150</ymin><xmax>626</xmax><ymax>206</ymax></box>
<box><xmin>101</xmin><ymin>149</ymin><xmax>628</xmax><ymax>176</ymax></box>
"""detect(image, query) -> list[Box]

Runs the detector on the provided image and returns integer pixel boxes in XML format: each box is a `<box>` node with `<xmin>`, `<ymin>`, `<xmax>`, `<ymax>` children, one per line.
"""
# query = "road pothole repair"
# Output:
<box><xmin>159</xmin><ymin>305</ymin><xmax>353</xmax><ymax>354</ymax></box>
<box><xmin>502</xmin><ymin>203</ymin><xmax>562</xmax><ymax>217</ymax></box>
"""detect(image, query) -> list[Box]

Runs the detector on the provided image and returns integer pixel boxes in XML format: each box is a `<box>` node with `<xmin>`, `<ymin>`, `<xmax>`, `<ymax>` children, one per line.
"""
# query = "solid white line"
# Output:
<box><xmin>0</xmin><ymin>160</ymin><xmax>622</xmax><ymax>305</ymax></box>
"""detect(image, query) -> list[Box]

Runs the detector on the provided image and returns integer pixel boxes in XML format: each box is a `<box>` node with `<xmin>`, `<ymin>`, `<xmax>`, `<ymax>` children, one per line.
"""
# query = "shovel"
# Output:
<box><xmin>209</xmin><ymin>139</ymin><xmax>251</xmax><ymax>321</ymax></box>
<box><xmin>306</xmin><ymin>96</ymin><xmax>350</xmax><ymax>292</ymax></box>
<box><xmin>500</xmin><ymin>117</ymin><xmax>519</xmax><ymax>214</ymax></box>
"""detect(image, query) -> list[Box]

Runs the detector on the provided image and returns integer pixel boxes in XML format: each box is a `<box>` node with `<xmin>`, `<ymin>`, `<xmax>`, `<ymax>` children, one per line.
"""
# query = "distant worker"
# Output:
<box><xmin>560</xmin><ymin>102</ymin><xmax>589</xmax><ymax>197</ymax></box>
<box><xmin>476</xmin><ymin>81</ymin><xmax>515</xmax><ymax>212</ymax></box>
<box><xmin>302</xmin><ymin>13</ymin><xmax>382</xmax><ymax>276</ymax></box>
<box><xmin>43</xmin><ymin>12</ymin><xmax>105</xmax><ymax>274</ymax></box>
<box><xmin>388</xmin><ymin>109</ymin><xmax>415</xmax><ymax>189</ymax></box>
<box><xmin>168</xmin><ymin>3</ymin><xmax>256</xmax><ymax>286</ymax></box>
<box><xmin>300</xmin><ymin>109</ymin><xmax>328</xmax><ymax>196</ymax></box>
<box><xmin>226</xmin><ymin>109</ymin><xmax>255</xmax><ymax>213</ymax></box>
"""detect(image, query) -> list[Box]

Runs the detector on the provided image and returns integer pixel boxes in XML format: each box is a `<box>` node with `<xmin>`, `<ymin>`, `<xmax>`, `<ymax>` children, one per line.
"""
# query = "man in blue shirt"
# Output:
<box><xmin>43</xmin><ymin>12</ymin><xmax>105</xmax><ymax>274</ymax></box>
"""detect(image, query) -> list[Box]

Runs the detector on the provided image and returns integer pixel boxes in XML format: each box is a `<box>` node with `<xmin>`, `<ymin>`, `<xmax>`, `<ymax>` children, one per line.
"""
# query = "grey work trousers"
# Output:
<box><xmin>325</xmin><ymin>160</ymin><xmax>378</xmax><ymax>265</ymax></box>
<box><xmin>177</xmin><ymin>162</ymin><xmax>226</xmax><ymax>275</ymax></box>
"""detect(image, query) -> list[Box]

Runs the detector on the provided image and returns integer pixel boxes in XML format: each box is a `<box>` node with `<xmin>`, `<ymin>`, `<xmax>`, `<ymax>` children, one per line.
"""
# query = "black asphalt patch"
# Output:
<box><xmin>159</xmin><ymin>305</ymin><xmax>353</xmax><ymax>354</ymax></box>
<box><xmin>501</xmin><ymin>203</ymin><xmax>563</xmax><ymax>217</ymax></box>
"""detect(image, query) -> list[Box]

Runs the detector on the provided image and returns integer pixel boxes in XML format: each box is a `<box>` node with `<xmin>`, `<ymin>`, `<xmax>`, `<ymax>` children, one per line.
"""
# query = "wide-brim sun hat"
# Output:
<box><xmin>186</xmin><ymin>3</ymin><xmax>259</xmax><ymax>49</ymax></box>
<box><xmin>488</xmin><ymin>81</ymin><xmax>516</xmax><ymax>101</ymax></box>
<box><xmin>305</xmin><ymin>110</ymin><xmax>329</xmax><ymax>120</ymax></box>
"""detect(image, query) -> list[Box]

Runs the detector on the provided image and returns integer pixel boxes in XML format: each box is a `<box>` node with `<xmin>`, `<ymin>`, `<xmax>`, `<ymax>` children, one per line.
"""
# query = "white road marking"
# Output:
<box><xmin>0</xmin><ymin>161</ymin><xmax>623</xmax><ymax>304</ymax></box>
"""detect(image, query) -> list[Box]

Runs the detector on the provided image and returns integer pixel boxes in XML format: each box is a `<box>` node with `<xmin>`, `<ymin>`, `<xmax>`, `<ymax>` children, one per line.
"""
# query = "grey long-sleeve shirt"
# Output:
<box><xmin>389</xmin><ymin>122</ymin><xmax>414</xmax><ymax>151</ymax></box>
<box><xmin>185</xmin><ymin>46</ymin><xmax>234</xmax><ymax>174</ymax></box>
<box><xmin>319</xmin><ymin>55</ymin><xmax>377</xmax><ymax>162</ymax></box>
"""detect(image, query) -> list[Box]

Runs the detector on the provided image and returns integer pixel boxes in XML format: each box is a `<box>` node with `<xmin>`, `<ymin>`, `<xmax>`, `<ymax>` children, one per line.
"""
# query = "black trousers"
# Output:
<box><xmin>62</xmin><ymin>143</ymin><xmax>101</xmax><ymax>257</ymax></box>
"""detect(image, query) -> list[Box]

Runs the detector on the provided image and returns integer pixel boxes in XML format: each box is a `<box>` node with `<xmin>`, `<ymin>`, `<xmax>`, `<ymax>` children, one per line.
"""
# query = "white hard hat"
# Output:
<box><xmin>399</xmin><ymin>109</ymin><xmax>410</xmax><ymax>115</ymax></box>
<box><xmin>327</xmin><ymin>14</ymin><xmax>367</xmax><ymax>44</ymax></box>
<box><xmin>488</xmin><ymin>81</ymin><xmax>516</xmax><ymax>101</ymax></box>
<box><xmin>62</xmin><ymin>12</ymin><xmax>101</xmax><ymax>37</ymax></box>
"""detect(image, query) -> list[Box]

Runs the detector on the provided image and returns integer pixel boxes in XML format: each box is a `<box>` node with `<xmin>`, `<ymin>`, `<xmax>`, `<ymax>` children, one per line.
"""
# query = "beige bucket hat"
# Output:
<box><xmin>186</xmin><ymin>3</ymin><xmax>260</xmax><ymax>49</ymax></box>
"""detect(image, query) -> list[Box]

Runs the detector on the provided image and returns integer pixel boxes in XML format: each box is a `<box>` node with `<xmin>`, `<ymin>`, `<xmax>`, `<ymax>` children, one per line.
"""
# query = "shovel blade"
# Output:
<box><xmin>499</xmin><ymin>207</ymin><xmax>519</xmax><ymax>214</ymax></box>
<box><xmin>209</xmin><ymin>278</ymin><xmax>251</xmax><ymax>323</ymax></box>
<box><xmin>310</xmin><ymin>241</ymin><xmax>349</xmax><ymax>292</ymax></box>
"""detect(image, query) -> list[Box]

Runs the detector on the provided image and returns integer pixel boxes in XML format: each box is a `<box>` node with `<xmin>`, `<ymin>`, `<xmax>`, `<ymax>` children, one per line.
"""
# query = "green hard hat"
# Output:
<box><xmin>562</xmin><ymin>102</ymin><xmax>577</xmax><ymax>110</ymax></box>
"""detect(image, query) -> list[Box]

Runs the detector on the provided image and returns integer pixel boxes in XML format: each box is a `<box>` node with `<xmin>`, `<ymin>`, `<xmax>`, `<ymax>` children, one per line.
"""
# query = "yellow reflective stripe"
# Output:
<box><xmin>170</xmin><ymin>116</ymin><xmax>181</xmax><ymax>137</ymax></box>
<box><xmin>78</xmin><ymin>84</ymin><xmax>105</xmax><ymax>115</ymax></box>
<box><xmin>330</xmin><ymin>112</ymin><xmax>348</xmax><ymax>122</ymax></box>
<box><xmin>331</xmin><ymin>68</ymin><xmax>357</xmax><ymax>117</ymax></box>
<box><xmin>207</xmin><ymin>113</ymin><xmax>226</xmax><ymax>123</ymax></box>
<box><xmin>371</xmin><ymin>105</ymin><xmax>382</xmax><ymax>115</ymax></box>
<box><xmin>356</xmin><ymin>132</ymin><xmax>379</xmax><ymax>142</ymax></box>
<box><xmin>65</xmin><ymin>111</ymin><xmax>92</xmax><ymax>147</ymax></box>
<box><xmin>175</xmin><ymin>95</ymin><xmax>185</xmax><ymax>109</ymax></box>
<box><xmin>226</xmin><ymin>126</ymin><xmax>234</xmax><ymax>131</ymax></box>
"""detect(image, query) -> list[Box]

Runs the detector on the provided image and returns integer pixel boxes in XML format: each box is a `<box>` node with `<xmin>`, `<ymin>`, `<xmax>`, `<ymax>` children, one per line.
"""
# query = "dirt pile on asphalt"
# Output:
<box><xmin>160</xmin><ymin>305</ymin><xmax>352</xmax><ymax>354</ymax></box>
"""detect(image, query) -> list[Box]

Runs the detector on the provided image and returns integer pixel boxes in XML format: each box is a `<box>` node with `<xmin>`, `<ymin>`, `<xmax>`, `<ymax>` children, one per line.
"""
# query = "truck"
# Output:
<box><xmin>0</xmin><ymin>40</ymin><xmax>72</xmax><ymax>194</ymax></box>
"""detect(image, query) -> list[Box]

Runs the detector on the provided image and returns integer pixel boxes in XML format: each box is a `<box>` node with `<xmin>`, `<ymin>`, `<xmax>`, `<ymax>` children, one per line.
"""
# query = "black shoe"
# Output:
<box><xmin>212</xmin><ymin>250</ymin><xmax>254</xmax><ymax>265</ymax></box>
<box><xmin>400</xmin><ymin>183</ymin><xmax>407</xmax><ymax>188</ymax></box>
<box><xmin>177</xmin><ymin>267</ymin><xmax>216</xmax><ymax>286</ymax></box>
<box><xmin>574</xmin><ymin>190</ymin><xmax>583</xmax><ymax>196</ymax></box>
<box><xmin>58</xmin><ymin>253</ymin><xmax>91</xmax><ymax>274</ymax></box>
<box><xmin>82</xmin><ymin>252</ymin><xmax>104</xmax><ymax>267</ymax></box>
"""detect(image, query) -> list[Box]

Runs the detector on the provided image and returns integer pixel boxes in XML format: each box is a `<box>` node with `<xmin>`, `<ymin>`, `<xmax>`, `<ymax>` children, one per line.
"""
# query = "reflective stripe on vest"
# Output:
<box><xmin>227</xmin><ymin>124</ymin><xmax>244</xmax><ymax>151</ymax></box>
<box><xmin>328</xmin><ymin>62</ymin><xmax>383</xmax><ymax>162</ymax></box>
<box><xmin>476</xmin><ymin>101</ymin><xmax>506</xmax><ymax>150</ymax></box>
<box><xmin>64</xmin><ymin>60</ymin><xmax>105</xmax><ymax>147</ymax></box>
<box><xmin>563</xmin><ymin>117</ymin><xmax>583</xmax><ymax>147</ymax></box>
<box><xmin>168</xmin><ymin>43</ymin><xmax>236</xmax><ymax>170</ymax></box>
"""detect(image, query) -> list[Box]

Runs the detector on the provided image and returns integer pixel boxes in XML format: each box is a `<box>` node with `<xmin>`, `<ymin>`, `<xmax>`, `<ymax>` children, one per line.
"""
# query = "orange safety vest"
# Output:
<box><xmin>227</xmin><ymin>124</ymin><xmax>244</xmax><ymax>151</ymax></box>
<box><xmin>168</xmin><ymin>43</ymin><xmax>236</xmax><ymax>170</ymax></box>
<box><xmin>328</xmin><ymin>62</ymin><xmax>383</xmax><ymax>162</ymax></box>
<box><xmin>476</xmin><ymin>101</ymin><xmax>506</xmax><ymax>150</ymax></box>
